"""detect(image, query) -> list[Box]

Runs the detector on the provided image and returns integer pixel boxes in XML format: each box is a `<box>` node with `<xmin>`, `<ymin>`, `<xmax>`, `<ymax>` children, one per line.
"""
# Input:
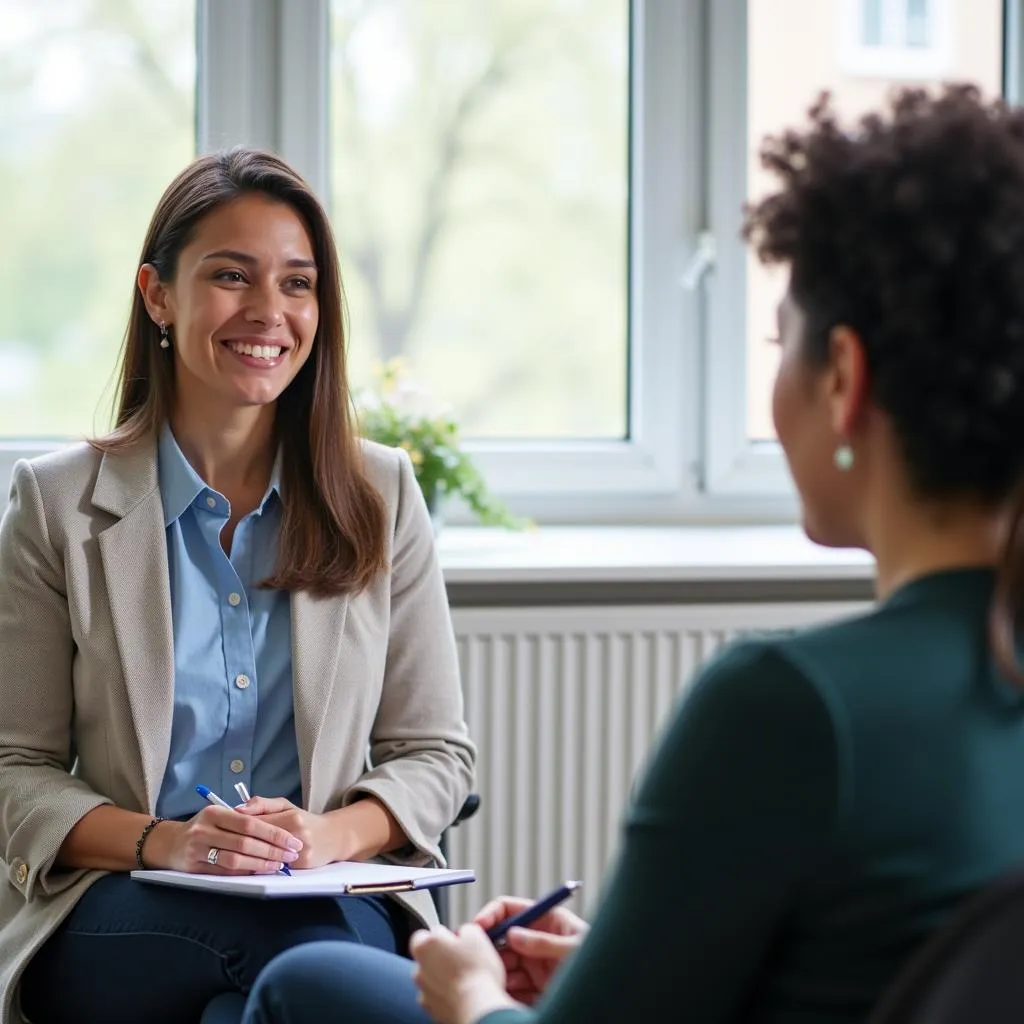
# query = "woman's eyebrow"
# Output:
<box><xmin>201</xmin><ymin>248</ymin><xmax>317</xmax><ymax>270</ymax></box>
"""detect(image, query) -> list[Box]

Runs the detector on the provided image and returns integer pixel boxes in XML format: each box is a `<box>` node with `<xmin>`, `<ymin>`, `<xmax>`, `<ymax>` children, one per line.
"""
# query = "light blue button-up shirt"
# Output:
<box><xmin>155</xmin><ymin>425</ymin><xmax>301</xmax><ymax>820</ymax></box>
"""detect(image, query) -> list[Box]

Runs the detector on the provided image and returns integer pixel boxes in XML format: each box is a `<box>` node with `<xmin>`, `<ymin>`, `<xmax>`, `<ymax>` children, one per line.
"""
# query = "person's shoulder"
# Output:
<box><xmin>358</xmin><ymin>438</ymin><xmax>404</xmax><ymax>477</ymax></box>
<box><xmin>691</xmin><ymin>636</ymin><xmax>820</xmax><ymax>711</ymax></box>
<box><xmin>12</xmin><ymin>441</ymin><xmax>103</xmax><ymax>497</ymax></box>
<box><xmin>769</xmin><ymin>602</ymin><xmax>909</xmax><ymax>694</ymax></box>
<box><xmin>356</xmin><ymin>439</ymin><xmax>411</xmax><ymax>507</ymax></box>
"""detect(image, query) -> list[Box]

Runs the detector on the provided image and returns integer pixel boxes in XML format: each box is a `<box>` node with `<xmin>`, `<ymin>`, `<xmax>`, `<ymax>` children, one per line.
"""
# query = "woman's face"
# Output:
<box><xmin>772</xmin><ymin>290</ymin><xmax>862</xmax><ymax>548</ymax></box>
<box><xmin>142</xmin><ymin>192</ymin><xmax>319</xmax><ymax>416</ymax></box>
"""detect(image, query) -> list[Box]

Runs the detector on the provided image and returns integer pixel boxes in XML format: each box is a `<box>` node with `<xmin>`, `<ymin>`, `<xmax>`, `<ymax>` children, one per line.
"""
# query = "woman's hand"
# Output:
<box><xmin>474</xmin><ymin>896</ymin><xmax>589</xmax><ymax>1004</ymax></box>
<box><xmin>410</xmin><ymin>925</ymin><xmax>519</xmax><ymax>1024</ymax></box>
<box><xmin>145</xmin><ymin>806</ymin><xmax>303</xmax><ymax>875</ymax></box>
<box><xmin>234</xmin><ymin>796</ymin><xmax>339</xmax><ymax>869</ymax></box>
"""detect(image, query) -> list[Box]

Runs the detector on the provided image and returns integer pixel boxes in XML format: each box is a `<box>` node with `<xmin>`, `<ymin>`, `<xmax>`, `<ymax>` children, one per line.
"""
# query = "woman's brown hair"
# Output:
<box><xmin>92</xmin><ymin>147</ymin><xmax>387</xmax><ymax>597</ymax></box>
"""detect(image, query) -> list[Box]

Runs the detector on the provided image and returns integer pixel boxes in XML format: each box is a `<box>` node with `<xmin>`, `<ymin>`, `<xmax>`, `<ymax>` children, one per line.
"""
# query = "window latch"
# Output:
<box><xmin>680</xmin><ymin>231</ymin><xmax>717</xmax><ymax>291</ymax></box>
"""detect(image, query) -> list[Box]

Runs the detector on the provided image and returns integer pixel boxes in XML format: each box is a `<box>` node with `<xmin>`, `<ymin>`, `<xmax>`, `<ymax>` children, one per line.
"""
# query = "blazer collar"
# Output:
<box><xmin>92</xmin><ymin>436</ymin><xmax>161</xmax><ymax>519</ymax></box>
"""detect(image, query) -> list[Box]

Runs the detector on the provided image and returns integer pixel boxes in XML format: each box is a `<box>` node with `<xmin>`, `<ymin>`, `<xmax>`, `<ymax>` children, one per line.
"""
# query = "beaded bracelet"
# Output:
<box><xmin>135</xmin><ymin>816</ymin><xmax>166</xmax><ymax>869</ymax></box>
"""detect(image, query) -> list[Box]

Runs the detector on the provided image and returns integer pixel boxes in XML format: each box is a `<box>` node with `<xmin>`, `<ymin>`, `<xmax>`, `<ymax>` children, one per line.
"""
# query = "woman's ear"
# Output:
<box><xmin>826</xmin><ymin>324</ymin><xmax>869</xmax><ymax>436</ymax></box>
<box><xmin>137</xmin><ymin>263</ymin><xmax>172</xmax><ymax>326</ymax></box>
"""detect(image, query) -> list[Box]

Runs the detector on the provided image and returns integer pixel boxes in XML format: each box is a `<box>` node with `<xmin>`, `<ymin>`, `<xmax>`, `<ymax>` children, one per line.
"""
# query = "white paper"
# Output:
<box><xmin>131</xmin><ymin>860</ymin><xmax>476</xmax><ymax>899</ymax></box>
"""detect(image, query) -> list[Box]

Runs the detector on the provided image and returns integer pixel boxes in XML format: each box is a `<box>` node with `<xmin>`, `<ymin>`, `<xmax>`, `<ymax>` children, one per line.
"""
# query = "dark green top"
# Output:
<box><xmin>483</xmin><ymin>568</ymin><xmax>1024</xmax><ymax>1024</ymax></box>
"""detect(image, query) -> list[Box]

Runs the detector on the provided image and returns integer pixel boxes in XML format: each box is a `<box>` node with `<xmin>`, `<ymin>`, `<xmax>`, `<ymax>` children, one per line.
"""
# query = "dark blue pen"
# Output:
<box><xmin>195</xmin><ymin>784</ymin><xmax>292</xmax><ymax>876</ymax></box>
<box><xmin>486</xmin><ymin>880</ymin><xmax>582</xmax><ymax>948</ymax></box>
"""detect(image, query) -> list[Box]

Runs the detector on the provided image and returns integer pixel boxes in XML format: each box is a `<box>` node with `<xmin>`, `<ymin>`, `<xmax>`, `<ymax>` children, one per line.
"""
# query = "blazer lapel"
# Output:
<box><xmin>291</xmin><ymin>589</ymin><xmax>348</xmax><ymax>809</ymax></box>
<box><xmin>94</xmin><ymin>442</ymin><xmax>175</xmax><ymax>812</ymax></box>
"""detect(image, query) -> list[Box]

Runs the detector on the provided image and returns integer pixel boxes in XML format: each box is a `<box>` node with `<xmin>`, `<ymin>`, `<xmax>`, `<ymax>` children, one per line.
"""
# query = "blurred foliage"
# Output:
<box><xmin>330</xmin><ymin>0</ymin><xmax>629</xmax><ymax>439</ymax></box>
<box><xmin>355</xmin><ymin>359</ymin><xmax>528</xmax><ymax>529</ymax></box>
<box><xmin>0</xmin><ymin>0</ymin><xmax>196</xmax><ymax>436</ymax></box>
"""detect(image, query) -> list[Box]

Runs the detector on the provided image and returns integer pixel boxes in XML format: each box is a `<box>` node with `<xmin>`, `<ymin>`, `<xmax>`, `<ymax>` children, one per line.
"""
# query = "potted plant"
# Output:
<box><xmin>354</xmin><ymin>359</ymin><xmax>528</xmax><ymax>532</ymax></box>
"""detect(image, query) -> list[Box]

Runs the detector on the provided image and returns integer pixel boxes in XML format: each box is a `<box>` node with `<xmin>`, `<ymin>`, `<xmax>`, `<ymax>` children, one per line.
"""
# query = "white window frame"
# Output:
<box><xmin>838</xmin><ymin>0</ymin><xmax>954</xmax><ymax>79</ymax></box>
<box><xmin>703</xmin><ymin>0</ymin><xmax>798</xmax><ymax>500</ymax></box>
<box><xmin>3</xmin><ymin>0</ymin><xmax>1021</xmax><ymax>525</ymax></box>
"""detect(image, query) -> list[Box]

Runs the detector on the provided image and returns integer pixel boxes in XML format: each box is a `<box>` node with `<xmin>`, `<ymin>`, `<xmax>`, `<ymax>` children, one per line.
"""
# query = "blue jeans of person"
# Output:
<box><xmin>19</xmin><ymin>873</ymin><xmax>411</xmax><ymax>1024</ymax></box>
<box><xmin>243</xmin><ymin>940</ymin><xmax>433</xmax><ymax>1024</ymax></box>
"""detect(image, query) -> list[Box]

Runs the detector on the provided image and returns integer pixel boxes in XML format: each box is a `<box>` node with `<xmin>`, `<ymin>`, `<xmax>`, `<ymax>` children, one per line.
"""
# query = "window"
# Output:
<box><xmin>0</xmin><ymin>0</ymin><xmax>196</xmax><ymax>439</ymax></box>
<box><xmin>839</xmin><ymin>0</ymin><xmax>954</xmax><ymax>78</ymax></box>
<box><xmin>704</xmin><ymin>0</ymin><xmax>1005</xmax><ymax>496</ymax></box>
<box><xmin>2</xmin><ymin>0</ymin><xmax>1021</xmax><ymax>523</ymax></box>
<box><xmin>330</xmin><ymin>0</ymin><xmax>630</xmax><ymax>442</ymax></box>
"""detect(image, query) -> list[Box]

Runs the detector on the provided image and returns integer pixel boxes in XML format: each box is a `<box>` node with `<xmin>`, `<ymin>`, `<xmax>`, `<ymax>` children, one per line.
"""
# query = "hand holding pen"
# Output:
<box><xmin>474</xmin><ymin>882</ymin><xmax>586</xmax><ymax>1006</ymax></box>
<box><xmin>173</xmin><ymin>783</ymin><xmax>302</xmax><ymax>876</ymax></box>
<box><xmin>411</xmin><ymin>882</ymin><xmax>586</xmax><ymax>1013</ymax></box>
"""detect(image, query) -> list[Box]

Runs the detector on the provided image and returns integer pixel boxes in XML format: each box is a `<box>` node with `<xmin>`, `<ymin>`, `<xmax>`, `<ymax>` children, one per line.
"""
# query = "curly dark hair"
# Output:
<box><xmin>743</xmin><ymin>83</ymin><xmax>1024</xmax><ymax>505</ymax></box>
<box><xmin>743</xmin><ymin>84</ymin><xmax>1024</xmax><ymax>679</ymax></box>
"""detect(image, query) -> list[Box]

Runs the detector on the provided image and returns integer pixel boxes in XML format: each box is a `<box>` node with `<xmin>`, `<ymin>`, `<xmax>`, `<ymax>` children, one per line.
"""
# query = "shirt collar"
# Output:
<box><xmin>263</xmin><ymin>449</ymin><xmax>284</xmax><ymax>511</ymax></box>
<box><xmin>158</xmin><ymin>423</ymin><xmax>206</xmax><ymax>527</ymax></box>
<box><xmin>158</xmin><ymin>423</ymin><xmax>284</xmax><ymax>527</ymax></box>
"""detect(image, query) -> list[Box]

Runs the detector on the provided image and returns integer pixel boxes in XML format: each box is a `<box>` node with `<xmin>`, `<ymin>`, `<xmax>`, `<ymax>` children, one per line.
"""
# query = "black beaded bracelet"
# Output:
<box><xmin>135</xmin><ymin>817</ymin><xmax>165</xmax><ymax>869</ymax></box>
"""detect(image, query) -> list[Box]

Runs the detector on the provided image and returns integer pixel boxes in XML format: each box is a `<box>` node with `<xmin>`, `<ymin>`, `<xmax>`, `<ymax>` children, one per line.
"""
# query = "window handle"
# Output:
<box><xmin>681</xmin><ymin>231</ymin><xmax>717</xmax><ymax>290</ymax></box>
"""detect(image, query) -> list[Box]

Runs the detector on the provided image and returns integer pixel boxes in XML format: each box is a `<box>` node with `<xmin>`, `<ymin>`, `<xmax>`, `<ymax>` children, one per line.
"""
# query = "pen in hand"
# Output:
<box><xmin>486</xmin><ymin>880</ymin><xmax>582</xmax><ymax>948</ymax></box>
<box><xmin>195</xmin><ymin>784</ymin><xmax>292</xmax><ymax>876</ymax></box>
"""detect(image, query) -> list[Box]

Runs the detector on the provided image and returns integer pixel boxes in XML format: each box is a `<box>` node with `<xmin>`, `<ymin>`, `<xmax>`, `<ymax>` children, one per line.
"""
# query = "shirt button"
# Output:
<box><xmin>15</xmin><ymin>863</ymin><xmax>27</xmax><ymax>885</ymax></box>
<box><xmin>206</xmin><ymin>495</ymin><xmax>216</xmax><ymax>509</ymax></box>
<box><xmin>235</xmin><ymin>673</ymin><xmax>250</xmax><ymax>689</ymax></box>
<box><xmin>227</xmin><ymin>592</ymin><xmax>241</xmax><ymax>607</ymax></box>
<box><xmin>230</xmin><ymin>759</ymin><xmax>245</xmax><ymax>774</ymax></box>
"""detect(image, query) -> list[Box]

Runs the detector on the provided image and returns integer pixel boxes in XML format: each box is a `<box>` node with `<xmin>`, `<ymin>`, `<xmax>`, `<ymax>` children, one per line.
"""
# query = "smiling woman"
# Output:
<box><xmin>0</xmin><ymin>147</ymin><xmax>475</xmax><ymax>1024</ymax></box>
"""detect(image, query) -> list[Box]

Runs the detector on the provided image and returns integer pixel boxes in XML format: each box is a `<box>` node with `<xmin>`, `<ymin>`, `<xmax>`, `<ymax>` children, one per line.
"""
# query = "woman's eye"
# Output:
<box><xmin>287</xmin><ymin>277</ymin><xmax>313</xmax><ymax>290</ymax></box>
<box><xmin>215</xmin><ymin>270</ymin><xmax>246</xmax><ymax>284</ymax></box>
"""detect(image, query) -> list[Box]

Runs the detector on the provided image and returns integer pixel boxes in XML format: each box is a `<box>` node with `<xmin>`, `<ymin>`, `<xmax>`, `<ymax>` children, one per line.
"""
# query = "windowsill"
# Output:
<box><xmin>437</xmin><ymin>524</ymin><xmax>876</xmax><ymax>586</ymax></box>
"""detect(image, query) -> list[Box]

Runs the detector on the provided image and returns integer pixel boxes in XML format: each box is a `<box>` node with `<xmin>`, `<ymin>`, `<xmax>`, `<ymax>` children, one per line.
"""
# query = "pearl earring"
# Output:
<box><xmin>833</xmin><ymin>443</ymin><xmax>854</xmax><ymax>471</ymax></box>
<box><xmin>159</xmin><ymin>321</ymin><xmax>171</xmax><ymax>349</ymax></box>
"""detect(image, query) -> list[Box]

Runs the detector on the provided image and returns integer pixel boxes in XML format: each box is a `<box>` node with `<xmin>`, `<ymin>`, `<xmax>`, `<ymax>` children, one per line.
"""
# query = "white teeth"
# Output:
<box><xmin>227</xmin><ymin>341</ymin><xmax>283</xmax><ymax>360</ymax></box>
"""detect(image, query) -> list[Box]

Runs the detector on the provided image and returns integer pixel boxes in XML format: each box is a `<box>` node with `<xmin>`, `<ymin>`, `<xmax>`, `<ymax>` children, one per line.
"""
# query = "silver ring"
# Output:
<box><xmin>207</xmin><ymin>847</ymin><xmax>220</xmax><ymax>866</ymax></box>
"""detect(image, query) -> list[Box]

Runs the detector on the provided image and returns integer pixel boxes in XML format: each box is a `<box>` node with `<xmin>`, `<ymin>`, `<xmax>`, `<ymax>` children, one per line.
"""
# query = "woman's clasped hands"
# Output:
<box><xmin>410</xmin><ymin>896</ymin><xmax>589</xmax><ymax>1024</ymax></box>
<box><xmin>147</xmin><ymin>802</ymin><xmax>304</xmax><ymax>875</ymax></box>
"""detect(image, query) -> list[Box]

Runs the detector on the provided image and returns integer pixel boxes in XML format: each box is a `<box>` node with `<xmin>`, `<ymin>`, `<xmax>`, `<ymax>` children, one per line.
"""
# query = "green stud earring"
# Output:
<box><xmin>833</xmin><ymin>444</ymin><xmax>854</xmax><ymax>471</ymax></box>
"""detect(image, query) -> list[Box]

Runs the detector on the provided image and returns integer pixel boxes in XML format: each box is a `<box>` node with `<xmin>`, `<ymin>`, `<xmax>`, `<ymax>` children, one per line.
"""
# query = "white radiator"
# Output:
<box><xmin>445</xmin><ymin>600</ymin><xmax>867</xmax><ymax>924</ymax></box>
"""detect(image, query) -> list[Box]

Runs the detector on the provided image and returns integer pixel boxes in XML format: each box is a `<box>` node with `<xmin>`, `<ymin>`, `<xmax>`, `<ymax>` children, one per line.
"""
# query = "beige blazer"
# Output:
<box><xmin>0</xmin><ymin>437</ymin><xmax>476</xmax><ymax>1023</ymax></box>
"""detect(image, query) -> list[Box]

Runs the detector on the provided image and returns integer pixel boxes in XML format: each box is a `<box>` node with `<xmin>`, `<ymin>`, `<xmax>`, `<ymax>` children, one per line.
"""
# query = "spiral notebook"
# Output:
<box><xmin>132</xmin><ymin>860</ymin><xmax>476</xmax><ymax>899</ymax></box>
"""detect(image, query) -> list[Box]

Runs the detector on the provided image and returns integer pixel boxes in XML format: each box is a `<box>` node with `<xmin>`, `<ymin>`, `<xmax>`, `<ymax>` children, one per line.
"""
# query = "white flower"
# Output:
<box><xmin>388</xmin><ymin>379</ymin><xmax>443</xmax><ymax>419</ymax></box>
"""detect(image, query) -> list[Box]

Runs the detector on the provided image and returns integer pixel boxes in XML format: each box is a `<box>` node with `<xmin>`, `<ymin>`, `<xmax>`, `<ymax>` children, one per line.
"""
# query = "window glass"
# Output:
<box><xmin>0</xmin><ymin>0</ymin><xmax>196</xmax><ymax>438</ymax></box>
<box><xmin>330</xmin><ymin>0</ymin><xmax>630</xmax><ymax>440</ymax></box>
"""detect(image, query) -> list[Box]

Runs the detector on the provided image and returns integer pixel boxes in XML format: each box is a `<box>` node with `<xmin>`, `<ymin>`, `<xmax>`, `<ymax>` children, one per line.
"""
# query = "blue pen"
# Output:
<box><xmin>195</xmin><ymin>784</ymin><xmax>292</xmax><ymax>876</ymax></box>
<box><xmin>486</xmin><ymin>880</ymin><xmax>582</xmax><ymax>948</ymax></box>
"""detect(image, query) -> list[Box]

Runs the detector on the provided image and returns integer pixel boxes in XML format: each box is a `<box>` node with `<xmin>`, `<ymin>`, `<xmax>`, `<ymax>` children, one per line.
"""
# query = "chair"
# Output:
<box><xmin>198</xmin><ymin>794</ymin><xmax>480</xmax><ymax>1024</ymax></box>
<box><xmin>868</xmin><ymin>865</ymin><xmax>1024</xmax><ymax>1024</ymax></box>
<box><xmin>432</xmin><ymin>792</ymin><xmax>481</xmax><ymax>926</ymax></box>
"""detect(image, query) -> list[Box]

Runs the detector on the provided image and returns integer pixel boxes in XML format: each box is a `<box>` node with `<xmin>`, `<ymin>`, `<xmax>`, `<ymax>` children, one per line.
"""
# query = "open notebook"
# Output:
<box><xmin>132</xmin><ymin>861</ymin><xmax>476</xmax><ymax>899</ymax></box>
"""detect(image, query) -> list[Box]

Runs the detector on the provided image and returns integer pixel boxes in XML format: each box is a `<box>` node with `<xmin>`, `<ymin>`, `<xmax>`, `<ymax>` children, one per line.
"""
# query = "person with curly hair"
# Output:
<box><xmin>241</xmin><ymin>83</ymin><xmax>1024</xmax><ymax>1024</ymax></box>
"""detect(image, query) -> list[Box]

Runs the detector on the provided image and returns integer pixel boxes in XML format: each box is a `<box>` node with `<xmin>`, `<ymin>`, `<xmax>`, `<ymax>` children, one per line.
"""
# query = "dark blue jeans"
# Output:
<box><xmin>243</xmin><ymin>941</ymin><xmax>432</xmax><ymax>1024</ymax></box>
<box><xmin>20</xmin><ymin>873</ymin><xmax>410</xmax><ymax>1024</ymax></box>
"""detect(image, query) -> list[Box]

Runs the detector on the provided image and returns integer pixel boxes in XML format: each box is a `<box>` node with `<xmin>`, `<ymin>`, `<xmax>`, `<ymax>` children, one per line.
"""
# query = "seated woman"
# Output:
<box><xmin>0</xmin><ymin>147</ymin><xmax>475</xmax><ymax>1024</ymax></box>
<box><xmin>242</xmin><ymin>84</ymin><xmax>1024</xmax><ymax>1024</ymax></box>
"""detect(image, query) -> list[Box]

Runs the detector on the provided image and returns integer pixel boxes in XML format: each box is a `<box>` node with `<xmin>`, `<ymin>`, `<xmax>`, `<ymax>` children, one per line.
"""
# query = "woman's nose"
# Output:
<box><xmin>244</xmin><ymin>283</ymin><xmax>284</xmax><ymax>327</ymax></box>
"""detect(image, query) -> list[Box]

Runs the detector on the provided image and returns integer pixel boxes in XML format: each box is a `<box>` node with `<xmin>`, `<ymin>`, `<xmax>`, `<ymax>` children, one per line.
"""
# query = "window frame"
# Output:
<box><xmin>2</xmin><ymin>0</ymin><xmax>1021</xmax><ymax>525</ymax></box>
